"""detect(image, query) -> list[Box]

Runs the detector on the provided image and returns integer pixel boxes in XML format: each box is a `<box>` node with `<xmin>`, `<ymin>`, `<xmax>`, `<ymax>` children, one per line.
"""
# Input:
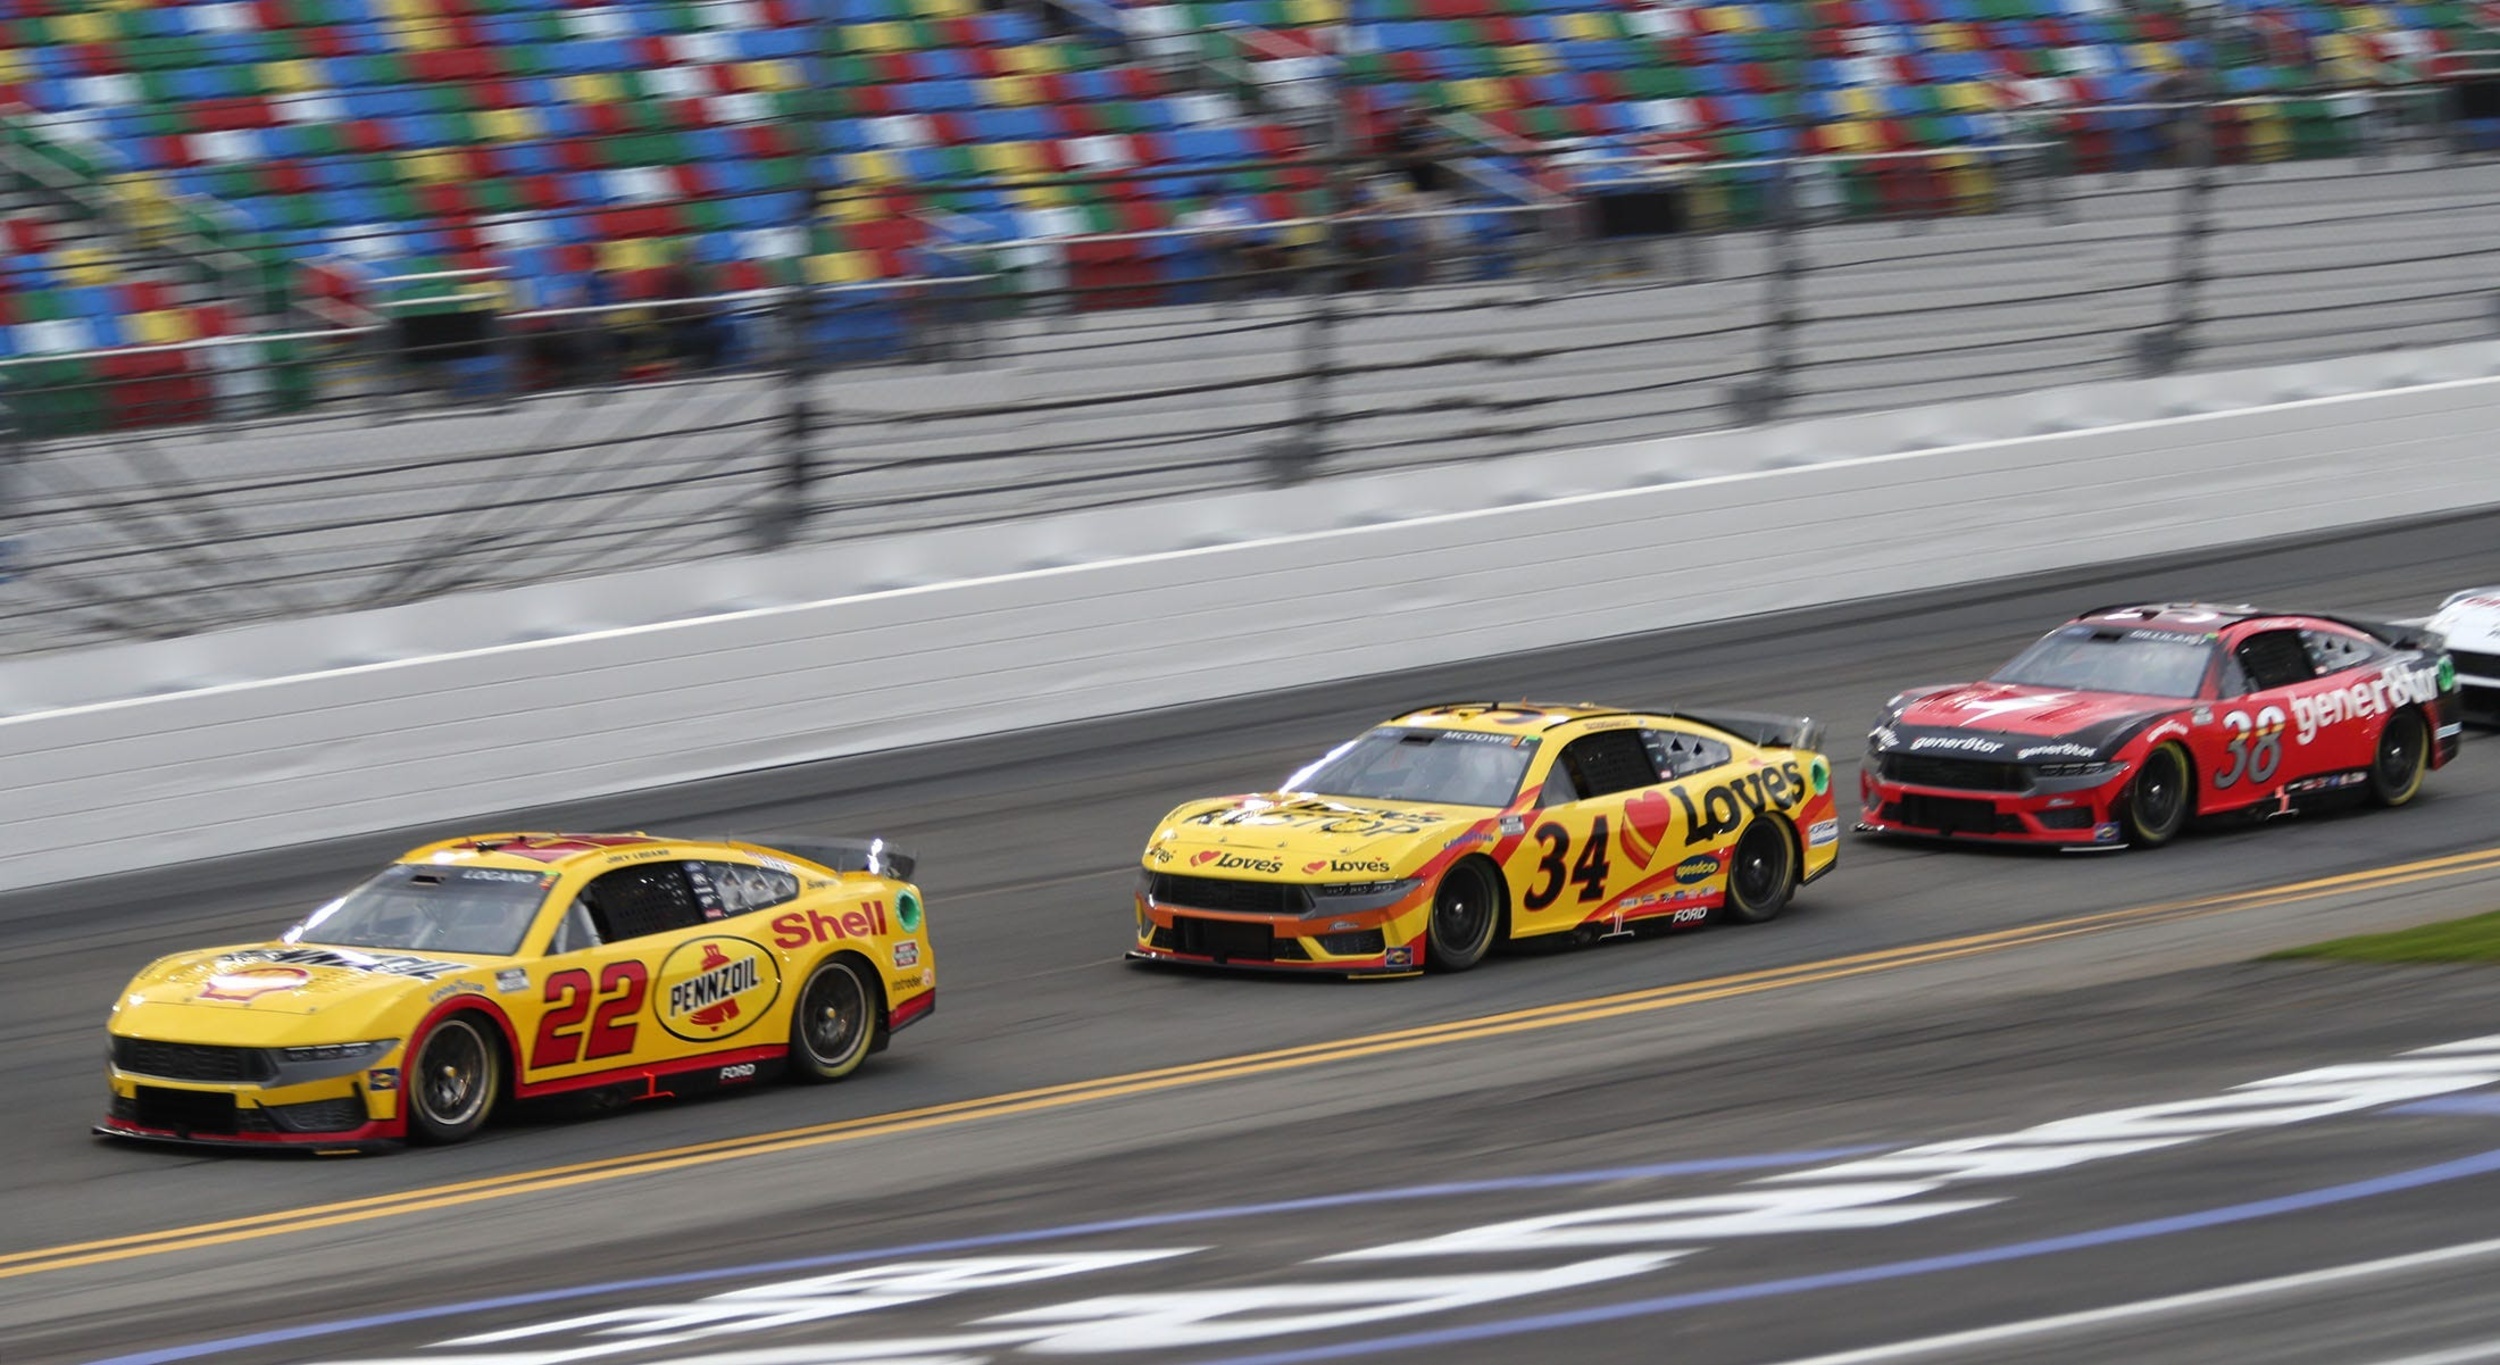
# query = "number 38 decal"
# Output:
<box><xmin>2215</xmin><ymin>706</ymin><xmax>2286</xmax><ymax>789</ymax></box>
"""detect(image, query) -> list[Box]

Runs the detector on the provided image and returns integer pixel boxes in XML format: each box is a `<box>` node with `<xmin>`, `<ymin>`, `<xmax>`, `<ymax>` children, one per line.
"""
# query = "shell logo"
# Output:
<box><xmin>656</xmin><ymin>936</ymin><xmax>781</xmax><ymax>1043</ymax></box>
<box><xmin>198</xmin><ymin>965</ymin><xmax>313</xmax><ymax>1002</ymax></box>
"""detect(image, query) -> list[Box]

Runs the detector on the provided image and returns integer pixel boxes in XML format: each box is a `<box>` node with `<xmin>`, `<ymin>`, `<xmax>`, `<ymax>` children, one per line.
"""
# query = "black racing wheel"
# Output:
<box><xmin>2122</xmin><ymin>741</ymin><xmax>2192</xmax><ymax>848</ymax></box>
<box><xmin>1424</xmin><ymin>858</ymin><xmax>1503</xmax><ymax>972</ymax></box>
<box><xmin>406</xmin><ymin>1014</ymin><xmax>499</xmax><ymax>1145</ymax></box>
<box><xmin>1721</xmin><ymin>819</ymin><xmax>1798</xmax><ymax>925</ymax></box>
<box><xmin>788</xmin><ymin>955</ymin><xmax>877</xmax><ymax>1081</ymax></box>
<box><xmin>2370</xmin><ymin>710</ymin><xmax>2429</xmax><ymax>808</ymax></box>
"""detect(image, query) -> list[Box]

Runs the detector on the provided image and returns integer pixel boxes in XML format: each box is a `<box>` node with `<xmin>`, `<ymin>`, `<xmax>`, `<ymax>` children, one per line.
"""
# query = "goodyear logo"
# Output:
<box><xmin>1674</xmin><ymin>855</ymin><xmax>1720</xmax><ymax>885</ymax></box>
<box><xmin>657</xmin><ymin>936</ymin><xmax>780</xmax><ymax>1043</ymax></box>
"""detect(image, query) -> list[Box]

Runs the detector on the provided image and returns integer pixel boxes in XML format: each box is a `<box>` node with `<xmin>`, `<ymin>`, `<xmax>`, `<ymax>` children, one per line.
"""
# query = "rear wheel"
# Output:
<box><xmin>788</xmin><ymin>956</ymin><xmax>876</xmax><ymax>1082</ymax></box>
<box><xmin>1720</xmin><ymin>819</ymin><xmax>1797</xmax><ymax>925</ymax></box>
<box><xmin>2370</xmin><ymin>710</ymin><xmax>2429</xmax><ymax>808</ymax></box>
<box><xmin>2122</xmin><ymin>742</ymin><xmax>2192</xmax><ymax>848</ymax></box>
<box><xmin>1424</xmin><ymin>859</ymin><xmax>1502</xmax><ymax>972</ymax></box>
<box><xmin>406</xmin><ymin>1014</ymin><xmax>498</xmax><ymax>1145</ymax></box>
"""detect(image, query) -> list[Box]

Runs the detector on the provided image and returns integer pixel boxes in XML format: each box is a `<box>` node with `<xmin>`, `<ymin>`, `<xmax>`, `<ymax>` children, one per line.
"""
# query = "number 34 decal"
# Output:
<box><xmin>2215</xmin><ymin>706</ymin><xmax>2285</xmax><ymax>789</ymax></box>
<box><xmin>1524</xmin><ymin>816</ymin><xmax>1613</xmax><ymax>911</ymax></box>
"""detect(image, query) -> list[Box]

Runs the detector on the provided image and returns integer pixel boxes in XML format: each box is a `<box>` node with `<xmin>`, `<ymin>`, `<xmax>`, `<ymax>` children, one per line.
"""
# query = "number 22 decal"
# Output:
<box><xmin>530</xmin><ymin>961</ymin><xmax>648</xmax><ymax>1069</ymax></box>
<box><xmin>1523</xmin><ymin>816</ymin><xmax>1613</xmax><ymax>911</ymax></box>
<box><xmin>2215</xmin><ymin>706</ymin><xmax>2285</xmax><ymax>789</ymax></box>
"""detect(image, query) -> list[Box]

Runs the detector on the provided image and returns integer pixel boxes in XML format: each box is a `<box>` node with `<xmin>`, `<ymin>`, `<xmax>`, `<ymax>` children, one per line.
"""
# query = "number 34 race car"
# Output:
<box><xmin>1862</xmin><ymin>603</ymin><xmax>2464</xmax><ymax>850</ymax></box>
<box><xmin>1130</xmin><ymin>701</ymin><xmax>1841</xmax><ymax>978</ymax></box>
<box><xmin>100</xmin><ymin>832</ymin><xmax>934</xmax><ymax>1151</ymax></box>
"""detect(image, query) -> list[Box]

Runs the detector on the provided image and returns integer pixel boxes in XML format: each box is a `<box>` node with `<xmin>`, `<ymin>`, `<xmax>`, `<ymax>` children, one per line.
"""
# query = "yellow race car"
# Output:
<box><xmin>1130</xmin><ymin>701</ymin><xmax>1841</xmax><ymax>977</ymax></box>
<box><xmin>100</xmin><ymin>831</ymin><xmax>934</xmax><ymax>1151</ymax></box>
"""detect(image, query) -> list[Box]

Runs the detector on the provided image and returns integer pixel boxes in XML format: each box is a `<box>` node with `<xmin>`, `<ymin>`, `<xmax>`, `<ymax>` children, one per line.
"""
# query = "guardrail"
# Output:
<box><xmin>6</xmin><ymin>350</ymin><xmax>2500</xmax><ymax>893</ymax></box>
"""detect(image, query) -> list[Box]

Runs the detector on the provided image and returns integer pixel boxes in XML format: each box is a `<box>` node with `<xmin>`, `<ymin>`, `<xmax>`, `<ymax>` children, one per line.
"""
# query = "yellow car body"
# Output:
<box><xmin>101</xmin><ymin>832</ymin><xmax>934</xmax><ymax>1151</ymax></box>
<box><xmin>1131</xmin><ymin>702</ymin><xmax>1841</xmax><ymax>977</ymax></box>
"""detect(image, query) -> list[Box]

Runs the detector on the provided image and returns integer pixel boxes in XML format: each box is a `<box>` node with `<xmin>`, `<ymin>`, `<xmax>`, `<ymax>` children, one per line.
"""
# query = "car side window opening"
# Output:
<box><xmin>579</xmin><ymin>864</ymin><xmax>710</xmax><ymax>944</ymax></box>
<box><xmin>547</xmin><ymin>897</ymin><xmax>602</xmax><ymax>956</ymax></box>
<box><xmin>2300</xmin><ymin>628</ymin><xmax>2381</xmax><ymax>677</ymax></box>
<box><xmin>1643</xmin><ymin>730</ymin><xmax>1732</xmax><ymax>780</ymax></box>
<box><xmin>1552</xmin><ymin>729</ymin><xmax>1660</xmax><ymax>802</ymax></box>
<box><xmin>2235</xmin><ymin>630</ymin><xmax>2318</xmax><ymax>692</ymax></box>
<box><xmin>688</xmin><ymin>861</ymin><xmax>801</xmax><ymax>918</ymax></box>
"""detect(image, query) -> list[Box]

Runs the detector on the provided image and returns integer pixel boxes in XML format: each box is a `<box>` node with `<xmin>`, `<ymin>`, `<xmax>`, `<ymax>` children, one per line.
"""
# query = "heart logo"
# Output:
<box><xmin>1621</xmin><ymin>790</ymin><xmax>1676</xmax><ymax>867</ymax></box>
<box><xmin>1303</xmin><ymin>859</ymin><xmax>1330</xmax><ymax>874</ymax></box>
<box><xmin>1191</xmin><ymin>850</ymin><xmax>1221</xmax><ymax>866</ymax></box>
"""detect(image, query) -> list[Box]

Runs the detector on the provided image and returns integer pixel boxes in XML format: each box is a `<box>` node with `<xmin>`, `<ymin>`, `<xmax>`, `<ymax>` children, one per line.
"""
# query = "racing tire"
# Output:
<box><xmin>1720</xmin><ymin>819</ymin><xmax>1797</xmax><ymax>925</ymax></box>
<box><xmin>788</xmin><ymin>955</ymin><xmax>877</xmax><ymax>1082</ymax></box>
<box><xmin>1424</xmin><ymin>858</ymin><xmax>1503</xmax><ymax>973</ymax></box>
<box><xmin>2370</xmin><ymin>709</ymin><xmax>2430</xmax><ymax>808</ymax></box>
<box><xmin>2121</xmin><ymin>741</ymin><xmax>2192</xmax><ymax>849</ymax></box>
<box><xmin>406</xmin><ymin>1013</ymin><xmax>499</xmax><ymax>1146</ymax></box>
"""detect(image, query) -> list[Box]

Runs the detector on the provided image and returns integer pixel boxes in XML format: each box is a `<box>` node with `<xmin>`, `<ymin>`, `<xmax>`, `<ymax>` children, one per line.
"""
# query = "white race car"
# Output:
<box><xmin>2430</xmin><ymin>587</ymin><xmax>2500</xmax><ymax>724</ymax></box>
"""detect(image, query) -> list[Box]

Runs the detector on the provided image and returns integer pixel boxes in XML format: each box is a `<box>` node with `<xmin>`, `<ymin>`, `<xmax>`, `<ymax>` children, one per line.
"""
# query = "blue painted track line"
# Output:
<box><xmin>83</xmin><ymin>1147</ymin><xmax>1881</xmax><ymax>1365</ymax></box>
<box><xmin>1199</xmin><ymin>1146</ymin><xmax>2500</xmax><ymax>1365</ymax></box>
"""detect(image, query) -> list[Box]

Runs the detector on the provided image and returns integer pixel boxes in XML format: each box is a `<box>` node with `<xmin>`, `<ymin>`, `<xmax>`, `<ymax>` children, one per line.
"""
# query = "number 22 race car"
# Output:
<box><xmin>1862</xmin><ymin>603</ymin><xmax>2463</xmax><ymax>849</ymax></box>
<box><xmin>1130</xmin><ymin>701</ymin><xmax>1841</xmax><ymax>977</ymax></box>
<box><xmin>100</xmin><ymin>832</ymin><xmax>933</xmax><ymax>1151</ymax></box>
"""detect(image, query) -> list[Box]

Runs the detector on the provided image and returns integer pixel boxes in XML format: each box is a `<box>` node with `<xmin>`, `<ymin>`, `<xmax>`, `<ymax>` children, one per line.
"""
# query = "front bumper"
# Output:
<box><xmin>1857</xmin><ymin>771</ymin><xmax>2128</xmax><ymax>849</ymax></box>
<box><xmin>98</xmin><ymin>1064</ymin><xmax>400</xmax><ymax>1151</ymax></box>
<box><xmin>1131</xmin><ymin>900</ymin><xmax>1426</xmax><ymax>978</ymax></box>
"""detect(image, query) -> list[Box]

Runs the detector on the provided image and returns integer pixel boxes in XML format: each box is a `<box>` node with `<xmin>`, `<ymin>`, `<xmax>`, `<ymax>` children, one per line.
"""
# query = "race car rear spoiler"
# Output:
<box><xmin>711</xmin><ymin>835</ymin><xmax>917</xmax><ymax>882</ymax></box>
<box><xmin>1683</xmin><ymin>710</ymin><xmax>1826</xmax><ymax>752</ymax></box>
<box><xmin>2319</xmin><ymin>614</ymin><xmax>2441</xmax><ymax>652</ymax></box>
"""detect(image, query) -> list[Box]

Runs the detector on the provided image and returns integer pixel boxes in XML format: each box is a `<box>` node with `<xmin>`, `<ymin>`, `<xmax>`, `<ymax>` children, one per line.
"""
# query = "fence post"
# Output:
<box><xmin>1269</xmin><ymin>52</ymin><xmax>1349</xmax><ymax>486</ymax></box>
<box><xmin>759</xmin><ymin>285</ymin><xmax>818</xmax><ymax>549</ymax></box>
<box><xmin>1733</xmin><ymin>151</ymin><xmax>1802</xmax><ymax>426</ymax></box>
<box><xmin>2140</xmin><ymin>0</ymin><xmax>2216</xmax><ymax>377</ymax></box>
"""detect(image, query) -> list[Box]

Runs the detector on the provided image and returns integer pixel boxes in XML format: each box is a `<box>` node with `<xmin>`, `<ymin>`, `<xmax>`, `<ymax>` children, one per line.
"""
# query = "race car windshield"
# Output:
<box><xmin>286</xmin><ymin>864</ymin><xmax>550</xmax><ymax>957</ymax></box>
<box><xmin>1283</xmin><ymin>728</ymin><xmax>1535</xmax><ymax>808</ymax></box>
<box><xmin>1992</xmin><ymin>627</ymin><xmax>2216</xmax><ymax>699</ymax></box>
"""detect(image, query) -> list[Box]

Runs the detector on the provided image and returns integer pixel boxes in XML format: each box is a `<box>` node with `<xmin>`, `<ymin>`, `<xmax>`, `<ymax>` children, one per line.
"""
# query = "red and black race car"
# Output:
<box><xmin>1860</xmin><ymin>603</ymin><xmax>2464</xmax><ymax>849</ymax></box>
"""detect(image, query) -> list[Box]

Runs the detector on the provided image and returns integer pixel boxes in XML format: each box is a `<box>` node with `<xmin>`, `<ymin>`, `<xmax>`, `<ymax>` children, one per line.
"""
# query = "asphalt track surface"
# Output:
<box><xmin>6</xmin><ymin>508</ymin><xmax>2500</xmax><ymax>1365</ymax></box>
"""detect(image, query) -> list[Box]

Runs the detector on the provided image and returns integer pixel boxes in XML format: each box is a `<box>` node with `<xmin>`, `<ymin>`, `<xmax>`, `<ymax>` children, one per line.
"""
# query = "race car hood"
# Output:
<box><xmin>1146</xmin><ymin>794</ymin><xmax>1484</xmax><ymax>877</ymax></box>
<box><xmin>1878</xmin><ymin>683</ymin><xmax>2181</xmax><ymax>759</ymax></box>
<box><xmin>111</xmin><ymin>943</ymin><xmax>485</xmax><ymax>1041</ymax></box>
<box><xmin>2431</xmin><ymin>589</ymin><xmax>2500</xmax><ymax>652</ymax></box>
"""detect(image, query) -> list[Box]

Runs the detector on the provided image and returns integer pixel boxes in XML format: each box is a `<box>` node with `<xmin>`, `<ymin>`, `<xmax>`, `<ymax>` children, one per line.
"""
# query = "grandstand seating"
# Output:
<box><xmin>0</xmin><ymin>0</ymin><xmax>2488</xmax><ymax>424</ymax></box>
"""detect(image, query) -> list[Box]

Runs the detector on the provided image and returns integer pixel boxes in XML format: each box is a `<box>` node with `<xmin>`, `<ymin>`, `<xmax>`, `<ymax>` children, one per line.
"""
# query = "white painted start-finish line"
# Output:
<box><xmin>1763</xmin><ymin>1236</ymin><xmax>2500</xmax><ymax>1365</ymax></box>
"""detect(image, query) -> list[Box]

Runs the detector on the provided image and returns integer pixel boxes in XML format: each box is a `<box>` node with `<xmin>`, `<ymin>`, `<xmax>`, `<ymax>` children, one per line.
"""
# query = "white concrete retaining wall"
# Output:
<box><xmin>8</xmin><ymin>364</ymin><xmax>2500</xmax><ymax>892</ymax></box>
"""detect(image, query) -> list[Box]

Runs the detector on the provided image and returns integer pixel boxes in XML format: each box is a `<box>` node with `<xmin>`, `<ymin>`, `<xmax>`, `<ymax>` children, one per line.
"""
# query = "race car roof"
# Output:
<box><xmin>2072</xmin><ymin>602</ymin><xmax>2263</xmax><ymax>631</ymax></box>
<box><xmin>1390</xmin><ymin>701</ymin><xmax>1664</xmax><ymax>734</ymax></box>
<box><xmin>396</xmin><ymin>832</ymin><xmax>680</xmax><ymax>871</ymax></box>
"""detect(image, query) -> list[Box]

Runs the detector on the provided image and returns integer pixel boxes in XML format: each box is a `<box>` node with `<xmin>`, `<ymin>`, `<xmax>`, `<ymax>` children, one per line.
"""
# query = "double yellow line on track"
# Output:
<box><xmin>8</xmin><ymin>843</ymin><xmax>2500</xmax><ymax>1282</ymax></box>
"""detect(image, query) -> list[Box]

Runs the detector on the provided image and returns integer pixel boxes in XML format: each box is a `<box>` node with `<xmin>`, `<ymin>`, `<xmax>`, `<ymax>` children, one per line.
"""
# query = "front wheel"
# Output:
<box><xmin>406</xmin><ymin>1014</ymin><xmax>499</xmax><ymax>1145</ymax></box>
<box><xmin>789</xmin><ymin>956</ymin><xmax>877</xmax><ymax>1082</ymax></box>
<box><xmin>2121</xmin><ymin>741</ymin><xmax>2192</xmax><ymax>848</ymax></box>
<box><xmin>2371</xmin><ymin>710</ymin><xmax>2429</xmax><ymax>808</ymax></box>
<box><xmin>1424</xmin><ymin>859</ymin><xmax>1503</xmax><ymax>972</ymax></box>
<box><xmin>1720</xmin><ymin>819</ymin><xmax>1797</xmax><ymax>925</ymax></box>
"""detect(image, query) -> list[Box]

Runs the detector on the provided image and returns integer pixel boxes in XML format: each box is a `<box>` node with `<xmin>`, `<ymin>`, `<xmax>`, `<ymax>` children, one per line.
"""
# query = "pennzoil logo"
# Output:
<box><xmin>656</xmin><ymin>936</ymin><xmax>781</xmax><ymax>1043</ymax></box>
<box><xmin>197</xmin><ymin>965</ymin><xmax>312</xmax><ymax>1002</ymax></box>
